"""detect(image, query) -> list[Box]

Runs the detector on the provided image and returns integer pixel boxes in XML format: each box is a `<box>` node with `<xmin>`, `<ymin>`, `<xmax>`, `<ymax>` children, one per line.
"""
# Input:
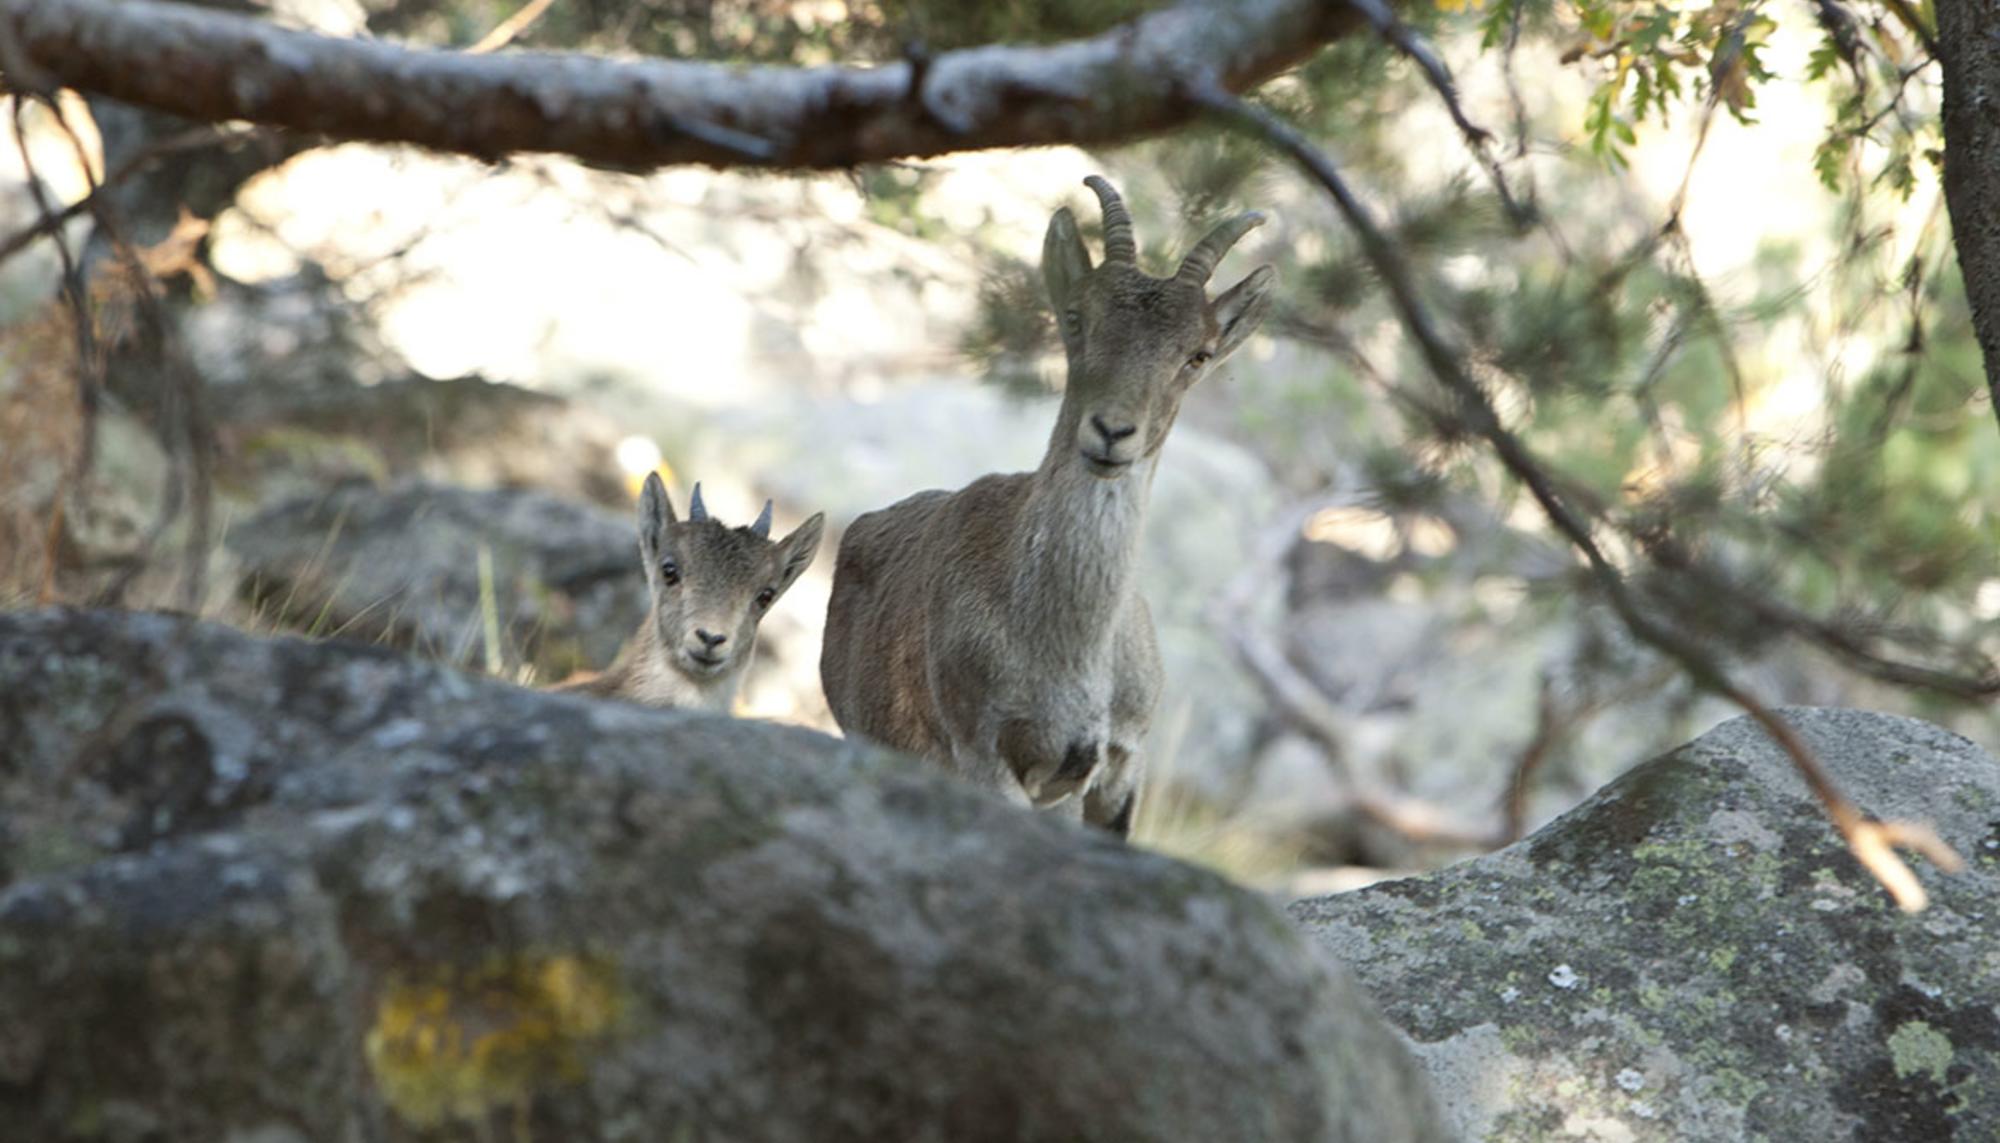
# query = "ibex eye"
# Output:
<box><xmin>660</xmin><ymin>559</ymin><xmax>681</xmax><ymax>586</ymax></box>
<box><xmin>1187</xmin><ymin>349</ymin><xmax>1213</xmax><ymax>368</ymax></box>
<box><xmin>755</xmin><ymin>587</ymin><xmax>777</xmax><ymax>609</ymax></box>
<box><xmin>1062</xmin><ymin>310</ymin><xmax>1083</xmax><ymax>337</ymax></box>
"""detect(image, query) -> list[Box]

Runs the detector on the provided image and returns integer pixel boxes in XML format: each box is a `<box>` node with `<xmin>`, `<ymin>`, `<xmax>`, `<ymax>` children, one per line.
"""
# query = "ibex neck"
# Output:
<box><xmin>607</xmin><ymin>634</ymin><xmax>743</xmax><ymax>713</ymax></box>
<box><xmin>1011</xmin><ymin>436</ymin><xmax>1157</xmax><ymax>665</ymax></box>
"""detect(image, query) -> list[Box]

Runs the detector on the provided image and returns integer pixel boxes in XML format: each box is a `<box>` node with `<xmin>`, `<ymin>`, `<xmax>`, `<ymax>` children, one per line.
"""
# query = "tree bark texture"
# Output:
<box><xmin>2</xmin><ymin>0</ymin><xmax>1367</xmax><ymax>171</ymax></box>
<box><xmin>1939</xmin><ymin>0</ymin><xmax>2000</xmax><ymax>431</ymax></box>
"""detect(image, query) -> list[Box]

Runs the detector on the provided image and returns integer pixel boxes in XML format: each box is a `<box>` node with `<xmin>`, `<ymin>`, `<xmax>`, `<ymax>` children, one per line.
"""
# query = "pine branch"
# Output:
<box><xmin>1190</xmin><ymin>78</ymin><xmax>1966</xmax><ymax>913</ymax></box>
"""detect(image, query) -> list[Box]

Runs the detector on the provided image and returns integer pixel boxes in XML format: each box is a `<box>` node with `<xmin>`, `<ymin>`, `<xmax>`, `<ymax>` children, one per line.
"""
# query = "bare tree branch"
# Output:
<box><xmin>1191</xmin><ymin>80</ymin><xmax>1965</xmax><ymax>912</ymax></box>
<box><xmin>9</xmin><ymin>99</ymin><xmax>97</xmax><ymax>604</ymax></box>
<box><xmin>1210</xmin><ymin>499</ymin><xmax>1506</xmax><ymax>850</ymax></box>
<box><xmin>30</xmin><ymin>97</ymin><xmax>218</xmax><ymax>611</ymax></box>
<box><xmin>1</xmin><ymin>0</ymin><xmax>1372</xmax><ymax>171</ymax></box>
<box><xmin>0</xmin><ymin>122</ymin><xmax>258</xmax><ymax>272</ymax></box>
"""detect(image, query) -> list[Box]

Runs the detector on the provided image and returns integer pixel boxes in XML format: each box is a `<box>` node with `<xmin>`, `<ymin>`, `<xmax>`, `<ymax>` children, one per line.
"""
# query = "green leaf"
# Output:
<box><xmin>1813</xmin><ymin>133</ymin><xmax>1851</xmax><ymax>194</ymax></box>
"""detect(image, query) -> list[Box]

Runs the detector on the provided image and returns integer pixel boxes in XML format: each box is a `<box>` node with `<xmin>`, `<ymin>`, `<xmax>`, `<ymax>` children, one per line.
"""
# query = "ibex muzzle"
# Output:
<box><xmin>821</xmin><ymin>176</ymin><xmax>1274</xmax><ymax>834</ymax></box>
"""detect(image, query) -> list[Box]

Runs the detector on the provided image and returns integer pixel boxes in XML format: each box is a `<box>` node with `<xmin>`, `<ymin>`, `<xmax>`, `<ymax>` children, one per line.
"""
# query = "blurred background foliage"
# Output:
<box><xmin>0</xmin><ymin>0</ymin><xmax>1989</xmax><ymax>887</ymax></box>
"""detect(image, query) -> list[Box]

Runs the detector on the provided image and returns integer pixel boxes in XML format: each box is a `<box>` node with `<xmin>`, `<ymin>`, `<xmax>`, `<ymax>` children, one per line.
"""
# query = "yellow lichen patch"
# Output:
<box><xmin>365</xmin><ymin>952</ymin><xmax>627</xmax><ymax>1127</ymax></box>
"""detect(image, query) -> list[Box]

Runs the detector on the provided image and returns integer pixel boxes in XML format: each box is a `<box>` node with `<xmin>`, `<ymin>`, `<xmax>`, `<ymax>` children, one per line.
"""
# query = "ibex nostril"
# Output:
<box><xmin>1090</xmin><ymin>414</ymin><xmax>1137</xmax><ymax>444</ymax></box>
<box><xmin>695</xmin><ymin>629</ymin><xmax>727</xmax><ymax>649</ymax></box>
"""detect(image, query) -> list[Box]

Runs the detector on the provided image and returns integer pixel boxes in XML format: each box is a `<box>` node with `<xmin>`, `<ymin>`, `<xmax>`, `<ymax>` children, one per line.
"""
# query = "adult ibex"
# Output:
<box><xmin>556</xmin><ymin>474</ymin><xmax>822</xmax><ymax>712</ymax></box>
<box><xmin>820</xmin><ymin>176</ymin><xmax>1273</xmax><ymax>835</ymax></box>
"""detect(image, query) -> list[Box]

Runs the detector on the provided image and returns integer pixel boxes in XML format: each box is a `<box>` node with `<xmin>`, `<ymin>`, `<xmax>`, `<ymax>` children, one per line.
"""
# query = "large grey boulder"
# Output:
<box><xmin>1291</xmin><ymin>709</ymin><xmax>2000</xmax><ymax>1141</ymax></box>
<box><xmin>0</xmin><ymin>607</ymin><xmax>1446</xmax><ymax>1142</ymax></box>
<box><xmin>217</xmin><ymin>373</ymin><xmax>630</xmax><ymax>509</ymax></box>
<box><xmin>227</xmin><ymin>480</ymin><xmax>645</xmax><ymax>680</ymax></box>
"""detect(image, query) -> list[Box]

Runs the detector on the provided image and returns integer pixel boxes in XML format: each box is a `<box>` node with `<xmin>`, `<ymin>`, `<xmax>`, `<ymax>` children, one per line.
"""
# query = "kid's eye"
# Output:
<box><xmin>660</xmin><ymin>559</ymin><xmax>681</xmax><ymax>586</ymax></box>
<box><xmin>755</xmin><ymin>587</ymin><xmax>777</xmax><ymax>609</ymax></box>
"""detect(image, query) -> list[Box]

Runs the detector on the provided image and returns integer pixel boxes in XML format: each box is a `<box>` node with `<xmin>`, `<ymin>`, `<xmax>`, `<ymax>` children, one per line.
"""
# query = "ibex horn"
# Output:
<box><xmin>1084</xmin><ymin>175</ymin><xmax>1136</xmax><ymax>265</ymax></box>
<box><xmin>1177</xmin><ymin>212</ymin><xmax>1265</xmax><ymax>285</ymax></box>
<box><xmin>751</xmin><ymin>499</ymin><xmax>774</xmax><ymax>539</ymax></box>
<box><xmin>689</xmin><ymin>482</ymin><xmax>709</xmax><ymax>522</ymax></box>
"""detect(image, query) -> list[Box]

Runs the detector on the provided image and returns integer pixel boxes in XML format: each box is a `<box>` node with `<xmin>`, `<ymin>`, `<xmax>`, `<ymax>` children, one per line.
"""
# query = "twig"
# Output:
<box><xmin>1291</xmin><ymin>287</ymin><xmax>2000</xmax><ymax>704</ymax></box>
<box><xmin>1652</xmin><ymin>3</ymin><xmax>1771</xmax><ymax>241</ymax></box>
<box><xmin>41</xmin><ymin>96</ymin><xmax>216</xmax><ymax>611</ymax></box>
<box><xmin>10</xmin><ymin>99</ymin><xmax>99</xmax><ymax>603</ymax></box>
<box><xmin>1348</xmin><ymin>0</ymin><xmax>1529</xmax><ymax>226</ymax></box>
<box><xmin>1879</xmin><ymin>0</ymin><xmax>1941</xmax><ymax>61</ymax></box>
<box><xmin>1499</xmin><ymin>663</ymin><xmax>1677</xmax><ymax>842</ymax></box>
<box><xmin>1501</xmin><ymin>0</ymin><xmax>1529</xmax><ymax>161</ymax></box>
<box><xmin>1661</xmin><ymin>226</ymin><xmax>1750</xmax><ymax>441</ymax></box>
<box><xmin>1644</xmin><ymin>535</ymin><xmax>2000</xmax><ymax>700</ymax></box>
<box><xmin>1809</xmin><ymin>0</ymin><xmax>1870</xmax><ymax>94</ymax></box>
<box><xmin>0</xmin><ymin>123</ymin><xmax>250</xmax><ymax>272</ymax></box>
<box><xmin>1501</xmin><ymin>674</ymin><xmax>1561</xmax><ymax>843</ymax></box>
<box><xmin>466</xmin><ymin>0</ymin><xmax>557</xmax><ymax>55</ymax></box>
<box><xmin>1866</xmin><ymin>201</ymin><xmax>1948</xmax><ymax>443</ymax></box>
<box><xmin>1191</xmin><ymin>78</ymin><xmax>1963</xmax><ymax>912</ymax></box>
<box><xmin>638</xmin><ymin>106</ymin><xmax>778</xmax><ymax>165</ymax></box>
<box><xmin>1210</xmin><ymin>499</ymin><xmax>1505</xmax><ymax>850</ymax></box>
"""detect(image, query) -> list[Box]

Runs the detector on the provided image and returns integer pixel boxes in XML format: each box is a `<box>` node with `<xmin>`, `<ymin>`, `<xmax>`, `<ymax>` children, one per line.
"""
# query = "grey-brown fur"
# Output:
<box><xmin>556</xmin><ymin>473</ymin><xmax>822</xmax><ymax>712</ymax></box>
<box><xmin>820</xmin><ymin>176</ymin><xmax>1273</xmax><ymax>835</ymax></box>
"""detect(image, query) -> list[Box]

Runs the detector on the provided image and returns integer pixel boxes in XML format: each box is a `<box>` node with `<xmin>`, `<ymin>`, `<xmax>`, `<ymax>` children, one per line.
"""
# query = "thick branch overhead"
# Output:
<box><xmin>1</xmin><ymin>0</ymin><xmax>1367</xmax><ymax>170</ymax></box>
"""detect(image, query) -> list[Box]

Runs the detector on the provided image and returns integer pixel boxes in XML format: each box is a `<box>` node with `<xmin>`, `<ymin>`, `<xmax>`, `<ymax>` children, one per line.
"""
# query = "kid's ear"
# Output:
<box><xmin>773</xmin><ymin>513</ymin><xmax>825</xmax><ymax>593</ymax></box>
<box><xmin>639</xmin><ymin>471</ymin><xmax>674</xmax><ymax>556</ymax></box>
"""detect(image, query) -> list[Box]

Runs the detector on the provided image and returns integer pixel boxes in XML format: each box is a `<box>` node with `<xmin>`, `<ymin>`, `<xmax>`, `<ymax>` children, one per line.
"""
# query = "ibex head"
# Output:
<box><xmin>634</xmin><ymin>473</ymin><xmax>823</xmax><ymax>681</ymax></box>
<box><xmin>1043</xmin><ymin>175</ymin><xmax>1274</xmax><ymax>479</ymax></box>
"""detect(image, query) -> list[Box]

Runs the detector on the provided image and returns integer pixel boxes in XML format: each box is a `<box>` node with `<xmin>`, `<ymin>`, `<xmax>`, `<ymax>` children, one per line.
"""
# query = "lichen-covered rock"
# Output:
<box><xmin>0</xmin><ymin>607</ymin><xmax>1446</xmax><ymax>1142</ymax></box>
<box><xmin>226</xmin><ymin>480</ymin><xmax>645</xmax><ymax>680</ymax></box>
<box><xmin>1290</xmin><ymin>709</ymin><xmax>2000</xmax><ymax>1142</ymax></box>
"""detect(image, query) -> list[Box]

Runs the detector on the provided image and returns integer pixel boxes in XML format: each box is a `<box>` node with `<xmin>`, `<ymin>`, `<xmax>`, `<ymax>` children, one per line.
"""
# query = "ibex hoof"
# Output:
<box><xmin>1055</xmin><ymin>740</ymin><xmax>1100</xmax><ymax>785</ymax></box>
<box><xmin>1021</xmin><ymin>738</ymin><xmax>1101</xmax><ymax>806</ymax></box>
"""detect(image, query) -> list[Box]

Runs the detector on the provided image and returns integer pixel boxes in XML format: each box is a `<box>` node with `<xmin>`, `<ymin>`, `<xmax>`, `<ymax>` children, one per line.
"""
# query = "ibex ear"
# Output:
<box><xmin>771</xmin><ymin>512</ymin><xmax>825</xmax><ymax>595</ymax></box>
<box><xmin>638</xmin><ymin>471</ymin><xmax>675</xmax><ymax>557</ymax></box>
<box><xmin>1211</xmin><ymin>264</ymin><xmax>1275</xmax><ymax>365</ymax></box>
<box><xmin>1043</xmin><ymin>206</ymin><xmax>1091</xmax><ymax>316</ymax></box>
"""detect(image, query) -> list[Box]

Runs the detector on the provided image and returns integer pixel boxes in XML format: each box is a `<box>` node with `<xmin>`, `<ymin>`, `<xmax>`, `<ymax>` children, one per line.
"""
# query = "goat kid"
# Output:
<box><xmin>557</xmin><ymin>473</ymin><xmax>822</xmax><ymax>712</ymax></box>
<box><xmin>821</xmin><ymin>176</ymin><xmax>1273</xmax><ymax>836</ymax></box>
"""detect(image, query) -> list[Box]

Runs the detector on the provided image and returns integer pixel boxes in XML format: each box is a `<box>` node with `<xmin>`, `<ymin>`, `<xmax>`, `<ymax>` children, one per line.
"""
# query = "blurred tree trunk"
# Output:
<box><xmin>1939</xmin><ymin>0</ymin><xmax>2000</xmax><ymax>434</ymax></box>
